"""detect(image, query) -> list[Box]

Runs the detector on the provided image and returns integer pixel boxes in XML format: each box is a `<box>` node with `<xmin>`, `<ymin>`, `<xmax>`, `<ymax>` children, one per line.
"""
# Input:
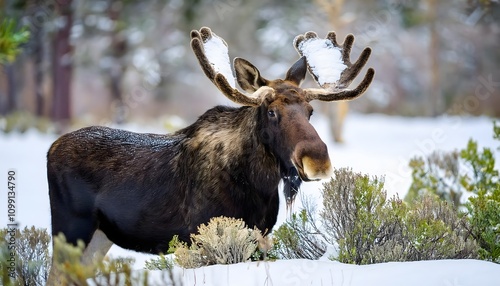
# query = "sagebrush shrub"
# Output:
<box><xmin>51</xmin><ymin>233</ymin><xmax>151</xmax><ymax>286</ymax></box>
<box><xmin>406</xmin><ymin>151</ymin><xmax>463</xmax><ymax>208</ymax></box>
<box><xmin>369</xmin><ymin>195</ymin><xmax>479</xmax><ymax>263</ymax></box>
<box><xmin>144</xmin><ymin>254</ymin><xmax>173</xmax><ymax>271</ymax></box>
<box><xmin>404</xmin><ymin>122</ymin><xmax>500</xmax><ymax>263</ymax></box>
<box><xmin>320</xmin><ymin>168</ymin><xmax>386</xmax><ymax>264</ymax></box>
<box><xmin>320</xmin><ymin>168</ymin><xmax>478</xmax><ymax>264</ymax></box>
<box><xmin>173</xmin><ymin>216</ymin><xmax>260</xmax><ymax>268</ymax></box>
<box><xmin>0</xmin><ymin>226</ymin><xmax>51</xmax><ymax>286</ymax></box>
<box><xmin>272</xmin><ymin>209</ymin><xmax>326</xmax><ymax>260</ymax></box>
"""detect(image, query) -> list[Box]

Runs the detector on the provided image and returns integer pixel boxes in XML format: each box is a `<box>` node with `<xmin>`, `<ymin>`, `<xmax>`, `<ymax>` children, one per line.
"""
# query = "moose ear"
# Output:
<box><xmin>285</xmin><ymin>56</ymin><xmax>307</xmax><ymax>86</ymax></box>
<box><xmin>234</xmin><ymin>57</ymin><xmax>268</xmax><ymax>93</ymax></box>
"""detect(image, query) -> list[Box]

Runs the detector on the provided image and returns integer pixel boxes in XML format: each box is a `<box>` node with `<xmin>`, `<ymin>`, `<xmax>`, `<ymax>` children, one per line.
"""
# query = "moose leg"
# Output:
<box><xmin>81</xmin><ymin>229</ymin><xmax>113</xmax><ymax>265</ymax></box>
<box><xmin>46</xmin><ymin>218</ymin><xmax>98</xmax><ymax>285</ymax></box>
<box><xmin>46</xmin><ymin>229</ymin><xmax>113</xmax><ymax>285</ymax></box>
<box><xmin>46</xmin><ymin>264</ymin><xmax>62</xmax><ymax>286</ymax></box>
<box><xmin>47</xmin><ymin>172</ymin><xmax>106</xmax><ymax>284</ymax></box>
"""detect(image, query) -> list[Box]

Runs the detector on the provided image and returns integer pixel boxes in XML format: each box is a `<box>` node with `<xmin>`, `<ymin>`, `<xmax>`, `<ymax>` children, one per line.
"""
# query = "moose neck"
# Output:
<box><xmin>177</xmin><ymin>105</ymin><xmax>282</xmax><ymax>195</ymax></box>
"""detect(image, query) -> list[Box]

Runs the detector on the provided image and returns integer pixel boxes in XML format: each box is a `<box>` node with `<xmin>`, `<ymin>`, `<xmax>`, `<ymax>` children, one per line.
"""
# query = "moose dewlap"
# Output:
<box><xmin>46</xmin><ymin>26</ymin><xmax>374</xmax><ymax>285</ymax></box>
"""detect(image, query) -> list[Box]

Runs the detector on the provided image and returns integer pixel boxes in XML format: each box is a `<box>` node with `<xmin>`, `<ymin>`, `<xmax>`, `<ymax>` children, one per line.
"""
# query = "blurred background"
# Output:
<box><xmin>0</xmin><ymin>0</ymin><xmax>499</xmax><ymax>135</ymax></box>
<box><xmin>1</xmin><ymin>0</ymin><xmax>499</xmax><ymax>264</ymax></box>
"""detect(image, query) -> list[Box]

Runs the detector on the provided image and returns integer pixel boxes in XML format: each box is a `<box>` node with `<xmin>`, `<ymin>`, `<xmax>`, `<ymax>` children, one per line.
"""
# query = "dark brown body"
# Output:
<box><xmin>47</xmin><ymin>104</ymin><xmax>303</xmax><ymax>253</ymax></box>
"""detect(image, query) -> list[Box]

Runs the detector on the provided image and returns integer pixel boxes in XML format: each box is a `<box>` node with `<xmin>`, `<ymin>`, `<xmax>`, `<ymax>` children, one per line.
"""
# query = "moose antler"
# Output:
<box><xmin>190</xmin><ymin>27</ymin><xmax>271</xmax><ymax>106</ymax></box>
<box><xmin>191</xmin><ymin>27</ymin><xmax>374</xmax><ymax>105</ymax></box>
<box><xmin>294</xmin><ymin>31</ymin><xmax>375</xmax><ymax>102</ymax></box>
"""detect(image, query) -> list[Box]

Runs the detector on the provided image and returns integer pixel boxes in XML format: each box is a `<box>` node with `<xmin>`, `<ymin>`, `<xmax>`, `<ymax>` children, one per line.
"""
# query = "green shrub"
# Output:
<box><xmin>406</xmin><ymin>151</ymin><xmax>463</xmax><ymax>209</ymax></box>
<box><xmin>462</xmin><ymin>122</ymin><xmax>500</xmax><ymax>263</ymax></box>
<box><xmin>144</xmin><ymin>254</ymin><xmax>173</xmax><ymax>271</ymax></box>
<box><xmin>405</xmin><ymin>122</ymin><xmax>500</xmax><ymax>263</ymax></box>
<box><xmin>373</xmin><ymin>194</ymin><xmax>478</xmax><ymax>262</ymax></box>
<box><xmin>406</xmin><ymin>123</ymin><xmax>499</xmax><ymax>210</ymax></box>
<box><xmin>272</xmin><ymin>209</ymin><xmax>326</xmax><ymax>260</ymax></box>
<box><xmin>1</xmin><ymin>112</ymin><xmax>53</xmax><ymax>134</ymax></box>
<box><xmin>460</xmin><ymin>139</ymin><xmax>498</xmax><ymax>194</ymax></box>
<box><xmin>494</xmin><ymin>121</ymin><xmax>500</xmax><ymax>142</ymax></box>
<box><xmin>320</xmin><ymin>168</ymin><xmax>387</xmax><ymax>264</ymax></box>
<box><xmin>270</xmin><ymin>168</ymin><xmax>477</xmax><ymax>264</ymax></box>
<box><xmin>51</xmin><ymin>233</ymin><xmax>149</xmax><ymax>286</ymax></box>
<box><xmin>465</xmin><ymin>188</ymin><xmax>500</xmax><ymax>262</ymax></box>
<box><xmin>0</xmin><ymin>226</ymin><xmax>51</xmax><ymax>286</ymax></box>
<box><xmin>320</xmin><ymin>168</ymin><xmax>478</xmax><ymax>264</ymax></box>
<box><xmin>0</xmin><ymin>18</ymin><xmax>29</xmax><ymax>64</ymax></box>
<box><xmin>172</xmin><ymin>216</ymin><xmax>260</xmax><ymax>268</ymax></box>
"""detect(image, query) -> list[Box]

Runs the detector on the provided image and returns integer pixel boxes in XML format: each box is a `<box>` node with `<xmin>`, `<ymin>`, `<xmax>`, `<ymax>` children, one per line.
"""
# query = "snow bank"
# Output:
<box><xmin>146</xmin><ymin>259</ymin><xmax>500</xmax><ymax>286</ymax></box>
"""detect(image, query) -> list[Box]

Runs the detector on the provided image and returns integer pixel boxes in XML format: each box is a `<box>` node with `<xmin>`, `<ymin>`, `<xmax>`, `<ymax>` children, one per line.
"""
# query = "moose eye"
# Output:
<box><xmin>268</xmin><ymin>110</ymin><xmax>276</xmax><ymax>118</ymax></box>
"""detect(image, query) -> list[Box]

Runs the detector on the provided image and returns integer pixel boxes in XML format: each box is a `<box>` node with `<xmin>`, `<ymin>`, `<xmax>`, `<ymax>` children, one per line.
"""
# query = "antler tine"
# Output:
<box><xmin>294</xmin><ymin>31</ymin><xmax>375</xmax><ymax>102</ymax></box>
<box><xmin>190</xmin><ymin>28</ymin><xmax>217</xmax><ymax>83</ymax></box>
<box><xmin>304</xmin><ymin>68</ymin><xmax>375</xmax><ymax>101</ymax></box>
<box><xmin>329</xmin><ymin>32</ymin><xmax>372</xmax><ymax>89</ymax></box>
<box><xmin>190</xmin><ymin>27</ymin><xmax>264</xmax><ymax>106</ymax></box>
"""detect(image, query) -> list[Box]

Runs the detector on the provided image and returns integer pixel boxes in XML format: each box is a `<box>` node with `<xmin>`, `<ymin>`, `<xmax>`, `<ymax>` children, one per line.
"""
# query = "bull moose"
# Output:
<box><xmin>46</xmin><ymin>27</ymin><xmax>374</xmax><ymax>283</ymax></box>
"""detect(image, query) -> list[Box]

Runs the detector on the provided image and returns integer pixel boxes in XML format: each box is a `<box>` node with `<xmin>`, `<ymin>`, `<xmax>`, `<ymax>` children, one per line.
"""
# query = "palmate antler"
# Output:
<box><xmin>294</xmin><ymin>31</ymin><xmax>375</xmax><ymax>102</ymax></box>
<box><xmin>190</xmin><ymin>27</ymin><xmax>374</xmax><ymax>105</ymax></box>
<box><xmin>190</xmin><ymin>27</ymin><xmax>271</xmax><ymax>106</ymax></box>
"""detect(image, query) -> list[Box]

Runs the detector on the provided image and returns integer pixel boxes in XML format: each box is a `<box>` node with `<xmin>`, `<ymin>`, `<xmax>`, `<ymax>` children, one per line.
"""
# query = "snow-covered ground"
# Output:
<box><xmin>148</xmin><ymin>259</ymin><xmax>499</xmax><ymax>286</ymax></box>
<box><xmin>1</xmin><ymin>113</ymin><xmax>499</xmax><ymax>285</ymax></box>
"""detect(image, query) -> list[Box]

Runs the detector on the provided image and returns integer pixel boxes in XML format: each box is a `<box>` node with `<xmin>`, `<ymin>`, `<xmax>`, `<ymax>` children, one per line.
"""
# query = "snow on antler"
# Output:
<box><xmin>202</xmin><ymin>32</ymin><xmax>236</xmax><ymax>88</ymax></box>
<box><xmin>295</xmin><ymin>37</ymin><xmax>346</xmax><ymax>87</ymax></box>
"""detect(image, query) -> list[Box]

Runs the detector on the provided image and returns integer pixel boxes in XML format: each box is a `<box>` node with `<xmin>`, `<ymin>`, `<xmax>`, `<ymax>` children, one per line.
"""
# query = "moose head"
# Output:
<box><xmin>190</xmin><ymin>27</ymin><xmax>374</xmax><ymax>203</ymax></box>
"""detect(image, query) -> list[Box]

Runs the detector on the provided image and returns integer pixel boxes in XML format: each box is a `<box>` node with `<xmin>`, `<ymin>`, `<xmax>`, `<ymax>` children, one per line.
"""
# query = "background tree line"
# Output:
<box><xmin>0</xmin><ymin>0</ymin><xmax>499</xmax><ymax>129</ymax></box>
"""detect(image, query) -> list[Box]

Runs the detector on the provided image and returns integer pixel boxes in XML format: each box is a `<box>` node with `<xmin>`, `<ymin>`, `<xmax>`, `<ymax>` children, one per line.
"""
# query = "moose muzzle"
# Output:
<box><xmin>292</xmin><ymin>140</ymin><xmax>332</xmax><ymax>181</ymax></box>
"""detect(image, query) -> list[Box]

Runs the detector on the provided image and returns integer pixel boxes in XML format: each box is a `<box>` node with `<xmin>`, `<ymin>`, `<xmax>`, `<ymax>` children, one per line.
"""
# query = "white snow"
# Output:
<box><xmin>143</xmin><ymin>259</ymin><xmax>500</xmax><ymax>286</ymax></box>
<box><xmin>296</xmin><ymin>37</ymin><xmax>346</xmax><ymax>87</ymax></box>
<box><xmin>1</xmin><ymin>114</ymin><xmax>499</xmax><ymax>285</ymax></box>
<box><xmin>203</xmin><ymin>33</ymin><xmax>236</xmax><ymax>88</ymax></box>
